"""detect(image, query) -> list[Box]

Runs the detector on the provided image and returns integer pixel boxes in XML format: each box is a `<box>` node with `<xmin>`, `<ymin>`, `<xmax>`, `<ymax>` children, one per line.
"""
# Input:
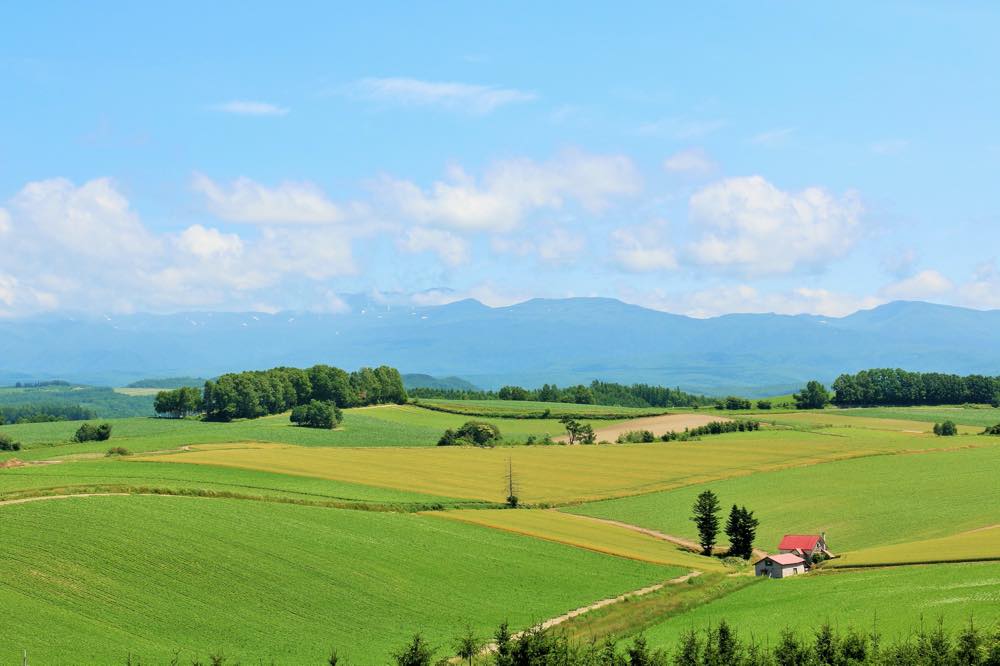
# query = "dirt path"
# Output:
<box><xmin>555</xmin><ymin>413</ymin><xmax>731</xmax><ymax>443</ymax></box>
<box><xmin>479</xmin><ymin>571</ymin><xmax>702</xmax><ymax>655</ymax></box>
<box><xmin>571</xmin><ymin>513</ymin><xmax>767</xmax><ymax>559</ymax></box>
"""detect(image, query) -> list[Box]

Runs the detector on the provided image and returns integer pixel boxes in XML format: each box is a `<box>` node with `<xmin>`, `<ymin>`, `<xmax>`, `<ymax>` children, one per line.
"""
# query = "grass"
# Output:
<box><xmin>757</xmin><ymin>410</ymin><xmax>984</xmax><ymax>434</ymax></box>
<box><xmin>830</xmin><ymin>526</ymin><xmax>1000</xmax><ymax>568</ymax></box>
<box><xmin>838</xmin><ymin>405</ymin><xmax>1000</xmax><ymax>428</ymax></box>
<box><xmin>0</xmin><ymin>495</ymin><xmax>677</xmax><ymax>665</ymax></box>
<box><xmin>0</xmin><ymin>405</ymin><xmax>623</xmax><ymax>461</ymax></box>
<box><xmin>425</xmin><ymin>509</ymin><xmax>726</xmax><ymax>571</ymax></box>
<box><xmin>135</xmin><ymin>427</ymin><xmax>968</xmax><ymax>505</ymax></box>
<box><xmin>0</xmin><ymin>383</ymin><xmax>154</xmax><ymax>418</ymax></box>
<box><xmin>0</xmin><ymin>459</ymin><xmax>469</xmax><ymax>507</ymax></box>
<box><xmin>566</xmin><ymin>444</ymin><xmax>1000</xmax><ymax>552</ymax></box>
<box><xmin>639</xmin><ymin>562</ymin><xmax>1000</xmax><ymax>647</ymax></box>
<box><xmin>413</xmin><ymin>398</ymin><xmax>670</xmax><ymax>419</ymax></box>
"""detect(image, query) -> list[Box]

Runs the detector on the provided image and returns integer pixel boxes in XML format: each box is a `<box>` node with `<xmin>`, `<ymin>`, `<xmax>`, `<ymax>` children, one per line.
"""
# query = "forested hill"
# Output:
<box><xmin>1</xmin><ymin>299</ymin><xmax>998</xmax><ymax>395</ymax></box>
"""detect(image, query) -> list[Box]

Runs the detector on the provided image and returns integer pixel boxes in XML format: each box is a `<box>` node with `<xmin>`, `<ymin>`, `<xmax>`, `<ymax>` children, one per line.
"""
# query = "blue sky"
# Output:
<box><xmin>2</xmin><ymin>2</ymin><xmax>999</xmax><ymax>317</ymax></box>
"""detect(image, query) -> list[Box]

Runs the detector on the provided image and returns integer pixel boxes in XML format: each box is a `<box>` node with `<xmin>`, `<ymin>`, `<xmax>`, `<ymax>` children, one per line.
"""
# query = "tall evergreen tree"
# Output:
<box><xmin>691</xmin><ymin>490</ymin><xmax>721</xmax><ymax>555</ymax></box>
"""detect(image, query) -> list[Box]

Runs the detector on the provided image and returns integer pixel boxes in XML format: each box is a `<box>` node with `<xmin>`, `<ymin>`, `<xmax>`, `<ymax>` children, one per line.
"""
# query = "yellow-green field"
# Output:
<box><xmin>136</xmin><ymin>427</ymin><xmax>951</xmax><ymax>504</ymax></box>
<box><xmin>425</xmin><ymin>509</ymin><xmax>726</xmax><ymax>571</ymax></box>
<box><xmin>830</xmin><ymin>525</ymin><xmax>1000</xmax><ymax>568</ymax></box>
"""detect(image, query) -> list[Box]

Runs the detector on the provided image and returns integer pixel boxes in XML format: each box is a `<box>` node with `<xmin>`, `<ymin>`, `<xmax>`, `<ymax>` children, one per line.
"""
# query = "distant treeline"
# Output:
<box><xmin>832</xmin><ymin>368</ymin><xmax>1000</xmax><ymax>407</ymax></box>
<box><xmin>0</xmin><ymin>385</ymin><xmax>154</xmax><ymax>419</ymax></box>
<box><xmin>200</xmin><ymin>365</ymin><xmax>407</xmax><ymax>421</ymax></box>
<box><xmin>9</xmin><ymin>380</ymin><xmax>71</xmax><ymax>388</ymax></box>
<box><xmin>126</xmin><ymin>377</ymin><xmax>208</xmax><ymax>389</ymax></box>
<box><xmin>410</xmin><ymin>380</ymin><xmax>712</xmax><ymax>408</ymax></box>
<box><xmin>0</xmin><ymin>403</ymin><xmax>97</xmax><ymax>425</ymax></box>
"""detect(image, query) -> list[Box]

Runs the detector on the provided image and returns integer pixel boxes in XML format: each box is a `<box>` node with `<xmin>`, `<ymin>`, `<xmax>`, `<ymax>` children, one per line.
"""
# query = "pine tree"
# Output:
<box><xmin>691</xmin><ymin>490</ymin><xmax>721</xmax><ymax>556</ymax></box>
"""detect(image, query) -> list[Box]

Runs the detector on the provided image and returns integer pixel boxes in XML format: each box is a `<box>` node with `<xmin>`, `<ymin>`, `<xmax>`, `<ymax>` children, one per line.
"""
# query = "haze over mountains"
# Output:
<box><xmin>1</xmin><ymin>298</ymin><xmax>998</xmax><ymax>396</ymax></box>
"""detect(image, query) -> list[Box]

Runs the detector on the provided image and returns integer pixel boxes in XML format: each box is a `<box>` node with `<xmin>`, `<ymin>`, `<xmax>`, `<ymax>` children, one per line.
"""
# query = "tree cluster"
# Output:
<box><xmin>661</xmin><ymin>420</ymin><xmax>761</xmax><ymax>442</ymax></box>
<box><xmin>410</xmin><ymin>380</ymin><xmax>713</xmax><ymax>409</ymax></box>
<box><xmin>933</xmin><ymin>420</ymin><xmax>959</xmax><ymax>436</ymax></box>
<box><xmin>154</xmin><ymin>386</ymin><xmax>203</xmax><ymax>418</ymax></box>
<box><xmin>561</xmin><ymin>417</ymin><xmax>596</xmax><ymax>445</ymax></box>
<box><xmin>73</xmin><ymin>422</ymin><xmax>112</xmax><ymax>442</ymax></box>
<box><xmin>832</xmin><ymin>369</ymin><xmax>1000</xmax><ymax>407</ymax></box>
<box><xmin>0</xmin><ymin>433</ymin><xmax>22</xmax><ymax>451</ymax></box>
<box><xmin>201</xmin><ymin>365</ymin><xmax>406</xmax><ymax>421</ymax></box>
<box><xmin>691</xmin><ymin>489</ymin><xmax>758</xmax><ymax>558</ymax></box>
<box><xmin>793</xmin><ymin>381</ymin><xmax>831</xmax><ymax>409</ymax></box>
<box><xmin>290</xmin><ymin>400</ymin><xmax>342</xmax><ymax>429</ymax></box>
<box><xmin>438</xmin><ymin>421</ymin><xmax>503</xmax><ymax>447</ymax></box>
<box><xmin>0</xmin><ymin>403</ymin><xmax>97</xmax><ymax>425</ymax></box>
<box><xmin>982</xmin><ymin>423</ymin><xmax>1000</xmax><ymax>436</ymax></box>
<box><xmin>715</xmin><ymin>396</ymin><xmax>752</xmax><ymax>410</ymax></box>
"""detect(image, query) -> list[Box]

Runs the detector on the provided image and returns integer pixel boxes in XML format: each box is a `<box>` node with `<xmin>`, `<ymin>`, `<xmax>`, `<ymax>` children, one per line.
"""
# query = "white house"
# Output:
<box><xmin>754</xmin><ymin>553</ymin><xmax>807</xmax><ymax>579</ymax></box>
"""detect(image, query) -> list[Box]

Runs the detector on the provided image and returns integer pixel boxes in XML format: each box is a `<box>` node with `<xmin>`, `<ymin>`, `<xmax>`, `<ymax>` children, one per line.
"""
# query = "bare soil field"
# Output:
<box><xmin>557</xmin><ymin>413</ymin><xmax>729</xmax><ymax>443</ymax></box>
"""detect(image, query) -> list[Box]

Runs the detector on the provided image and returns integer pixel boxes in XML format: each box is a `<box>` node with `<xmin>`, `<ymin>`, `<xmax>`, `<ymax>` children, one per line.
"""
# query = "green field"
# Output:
<box><xmin>640</xmin><ymin>562</ymin><xmax>1000</xmax><ymax>647</ymax></box>
<box><xmin>838</xmin><ymin>405</ymin><xmax>1000</xmax><ymax>428</ymax></box>
<box><xmin>566</xmin><ymin>444</ymin><xmax>1000</xmax><ymax>552</ymax></box>
<box><xmin>415</xmin><ymin>398</ymin><xmax>670</xmax><ymax>419</ymax></box>
<box><xmin>830</xmin><ymin>526</ymin><xmax>1000</xmax><ymax>568</ymax></box>
<box><xmin>0</xmin><ymin>384</ymin><xmax>155</xmax><ymax>418</ymax></box>
<box><xmin>0</xmin><ymin>495</ymin><xmax>679</xmax><ymax>664</ymax></box>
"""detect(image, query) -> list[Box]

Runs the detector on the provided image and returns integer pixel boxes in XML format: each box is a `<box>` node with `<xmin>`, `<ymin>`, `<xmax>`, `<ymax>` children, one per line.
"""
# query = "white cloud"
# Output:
<box><xmin>687</xmin><ymin>175</ymin><xmax>863</xmax><ymax>276</ymax></box>
<box><xmin>611</xmin><ymin>220</ymin><xmax>677</xmax><ymax>272</ymax></box>
<box><xmin>0</xmin><ymin>208</ymin><xmax>10</xmax><ymax>234</ymax></box>
<box><xmin>398</xmin><ymin>227</ymin><xmax>470</xmax><ymax>266</ymax></box>
<box><xmin>880</xmin><ymin>269</ymin><xmax>953</xmax><ymax>300</ymax></box>
<box><xmin>377</xmin><ymin>151</ymin><xmax>641</xmax><ymax>232</ymax></box>
<box><xmin>956</xmin><ymin>261</ymin><xmax>1000</xmax><ymax>309</ymax></box>
<box><xmin>410</xmin><ymin>283</ymin><xmax>531</xmax><ymax>308</ymax></box>
<box><xmin>749</xmin><ymin>127</ymin><xmax>795</xmax><ymax>146</ymax></box>
<box><xmin>663</xmin><ymin>148</ymin><xmax>716</xmax><ymax>176</ymax></box>
<box><xmin>176</xmin><ymin>224</ymin><xmax>244</xmax><ymax>259</ymax></box>
<box><xmin>210</xmin><ymin>100</ymin><xmax>289</xmax><ymax>116</ymax></box>
<box><xmin>354</xmin><ymin>77</ymin><xmax>536</xmax><ymax>114</ymax></box>
<box><xmin>193</xmin><ymin>173</ymin><xmax>343</xmax><ymax>224</ymax></box>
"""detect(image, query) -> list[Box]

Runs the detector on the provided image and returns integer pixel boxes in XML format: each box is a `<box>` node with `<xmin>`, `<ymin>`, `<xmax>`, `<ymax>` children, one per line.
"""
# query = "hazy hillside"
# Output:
<box><xmin>1</xmin><ymin>299</ymin><xmax>998</xmax><ymax>395</ymax></box>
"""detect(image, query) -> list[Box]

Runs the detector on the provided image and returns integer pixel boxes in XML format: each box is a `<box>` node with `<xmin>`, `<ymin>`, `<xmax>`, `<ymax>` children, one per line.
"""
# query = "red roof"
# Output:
<box><xmin>779</xmin><ymin>534</ymin><xmax>822</xmax><ymax>550</ymax></box>
<box><xmin>762</xmin><ymin>553</ymin><xmax>805</xmax><ymax>566</ymax></box>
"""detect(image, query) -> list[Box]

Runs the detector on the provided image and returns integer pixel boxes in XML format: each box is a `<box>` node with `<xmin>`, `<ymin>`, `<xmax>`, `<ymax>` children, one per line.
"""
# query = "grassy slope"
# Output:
<box><xmin>0</xmin><ymin>384</ymin><xmax>154</xmax><ymax>418</ymax></box>
<box><xmin>0</xmin><ymin>405</ymin><xmax>625</xmax><ymax>461</ymax></box>
<box><xmin>136</xmin><ymin>427</ymin><xmax>969</xmax><ymax>505</ymax></box>
<box><xmin>641</xmin><ymin>562</ymin><xmax>1000</xmax><ymax>647</ymax></box>
<box><xmin>0</xmin><ymin>459</ymin><xmax>467</xmax><ymax>506</ymax></box>
<box><xmin>830</xmin><ymin>526</ymin><xmax>1000</xmax><ymax>567</ymax></box>
<box><xmin>838</xmin><ymin>405</ymin><xmax>1000</xmax><ymax>428</ymax></box>
<box><xmin>414</xmin><ymin>398</ymin><xmax>669</xmax><ymax>418</ymax></box>
<box><xmin>426</xmin><ymin>509</ymin><xmax>725</xmax><ymax>571</ymax></box>
<box><xmin>566</xmin><ymin>444</ymin><xmax>1000</xmax><ymax>552</ymax></box>
<box><xmin>0</xmin><ymin>496</ymin><xmax>678</xmax><ymax>665</ymax></box>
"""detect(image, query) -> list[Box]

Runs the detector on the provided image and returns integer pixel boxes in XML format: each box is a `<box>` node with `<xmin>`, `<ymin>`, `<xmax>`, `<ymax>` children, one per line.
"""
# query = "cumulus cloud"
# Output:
<box><xmin>398</xmin><ymin>227</ymin><xmax>470</xmax><ymax>266</ymax></box>
<box><xmin>353</xmin><ymin>77</ymin><xmax>536</xmax><ymax>114</ymax></box>
<box><xmin>611</xmin><ymin>220</ymin><xmax>677</xmax><ymax>272</ymax></box>
<box><xmin>0</xmin><ymin>208</ymin><xmax>10</xmax><ymax>234</ymax></box>
<box><xmin>377</xmin><ymin>151</ymin><xmax>641</xmax><ymax>232</ymax></box>
<box><xmin>663</xmin><ymin>148</ymin><xmax>716</xmax><ymax>176</ymax></box>
<box><xmin>880</xmin><ymin>269</ymin><xmax>954</xmax><ymax>300</ymax></box>
<box><xmin>193</xmin><ymin>174</ymin><xmax>343</xmax><ymax>224</ymax></box>
<box><xmin>956</xmin><ymin>260</ymin><xmax>1000</xmax><ymax>309</ymax></box>
<box><xmin>210</xmin><ymin>100</ymin><xmax>289</xmax><ymax>116</ymax></box>
<box><xmin>176</xmin><ymin>224</ymin><xmax>244</xmax><ymax>259</ymax></box>
<box><xmin>687</xmin><ymin>175</ymin><xmax>863</xmax><ymax>276</ymax></box>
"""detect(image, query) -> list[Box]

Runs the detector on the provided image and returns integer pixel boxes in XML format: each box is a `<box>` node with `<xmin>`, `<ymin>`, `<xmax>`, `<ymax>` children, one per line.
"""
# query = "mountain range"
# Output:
<box><xmin>1</xmin><ymin>298</ymin><xmax>998</xmax><ymax>396</ymax></box>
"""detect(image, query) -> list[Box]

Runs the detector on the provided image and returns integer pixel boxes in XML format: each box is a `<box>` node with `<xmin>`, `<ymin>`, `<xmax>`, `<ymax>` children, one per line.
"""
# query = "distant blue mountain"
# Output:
<box><xmin>1</xmin><ymin>299</ymin><xmax>998</xmax><ymax>396</ymax></box>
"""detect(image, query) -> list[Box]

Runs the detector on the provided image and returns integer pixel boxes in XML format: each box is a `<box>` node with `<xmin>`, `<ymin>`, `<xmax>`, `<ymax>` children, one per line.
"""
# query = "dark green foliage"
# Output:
<box><xmin>153</xmin><ymin>386</ymin><xmax>203</xmax><ymax>418</ymax></box>
<box><xmin>691</xmin><ymin>489</ymin><xmax>721</xmax><ymax>555</ymax></box>
<box><xmin>203</xmin><ymin>364</ymin><xmax>407</xmax><ymax>421</ymax></box>
<box><xmin>126</xmin><ymin>377</ymin><xmax>207</xmax><ymax>389</ymax></box>
<box><xmin>289</xmin><ymin>400</ymin><xmax>342</xmax><ymax>429</ymax></box>
<box><xmin>0</xmin><ymin>433</ymin><xmax>22</xmax><ymax>451</ymax></box>
<box><xmin>755</xmin><ymin>400</ymin><xmax>772</xmax><ymax>410</ymax></box>
<box><xmin>561</xmin><ymin>417</ymin><xmax>596</xmax><ymax>445</ymax></box>
<box><xmin>793</xmin><ymin>381</ymin><xmax>831</xmax><ymax>410</ymax></box>
<box><xmin>0</xmin><ymin>402</ymin><xmax>97</xmax><ymax>424</ymax></box>
<box><xmin>454</xmin><ymin>625</ymin><xmax>480</xmax><ymax>666</ymax></box>
<box><xmin>832</xmin><ymin>368</ymin><xmax>1000</xmax><ymax>407</ymax></box>
<box><xmin>73</xmin><ymin>422</ymin><xmax>113</xmax><ymax>442</ymax></box>
<box><xmin>409</xmin><ymin>379</ymin><xmax>713</xmax><ymax>409</ymax></box>
<box><xmin>934</xmin><ymin>420</ymin><xmax>959</xmax><ymax>436</ymax></box>
<box><xmin>721</xmin><ymin>396</ymin><xmax>752</xmax><ymax>410</ymax></box>
<box><xmin>393</xmin><ymin>634</ymin><xmax>434</xmax><ymax>666</ymax></box>
<box><xmin>724</xmin><ymin>505</ymin><xmax>759</xmax><ymax>559</ymax></box>
<box><xmin>617</xmin><ymin>429</ymin><xmax>656</xmax><ymax>443</ymax></box>
<box><xmin>981</xmin><ymin>423</ymin><xmax>1000</xmax><ymax>436</ymax></box>
<box><xmin>438</xmin><ymin>420</ymin><xmax>502</xmax><ymax>446</ymax></box>
<box><xmin>660</xmin><ymin>420</ymin><xmax>760</xmax><ymax>442</ymax></box>
<box><xmin>0</xmin><ymin>385</ymin><xmax>153</xmax><ymax>419</ymax></box>
<box><xmin>105</xmin><ymin>446</ymin><xmax>130</xmax><ymax>457</ymax></box>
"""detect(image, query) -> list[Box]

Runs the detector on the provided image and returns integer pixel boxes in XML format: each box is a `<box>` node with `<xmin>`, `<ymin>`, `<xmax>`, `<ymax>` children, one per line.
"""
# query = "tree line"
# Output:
<box><xmin>831</xmin><ymin>369</ymin><xmax>1000</xmax><ymax>407</ymax></box>
<box><xmin>410</xmin><ymin>380</ymin><xmax>713</xmax><ymax>408</ymax></box>
<box><xmin>0</xmin><ymin>402</ymin><xmax>97</xmax><ymax>425</ymax></box>
<box><xmin>155</xmin><ymin>365</ymin><xmax>407</xmax><ymax>421</ymax></box>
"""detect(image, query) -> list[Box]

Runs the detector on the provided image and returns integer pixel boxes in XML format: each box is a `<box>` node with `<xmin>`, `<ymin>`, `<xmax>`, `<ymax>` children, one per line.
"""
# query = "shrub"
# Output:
<box><xmin>756</xmin><ymin>399</ymin><xmax>772</xmax><ymax>410</ymax></box>
<box><xmin>438</xmin><ymin>421</ymin><xmax>501</xmax><ymax>447</ymax></box>
<box><xmin>0</xmin><ymin>433</ymin><xmax>22</xmax><ymax>451</ymax></box>
<box><xmin>724</xmin><ymin>396</ymin><xmax>752</xmax><ymax>410</ymax></box>
<box><xmin>981</xmin><ymin>423</ymin><xmax>1000</xmax><ymax>436</ymax></box>
<box><xmin>106</xmin><ymin>446</ymin><xmax>131</xmax><ymax>457</ymax></box>
<box><xmin>73</xmin><ymin>422</ymin><xmax>112</xmax><ymax>442</ymax></box>
<box><xmin>933</xmin><ymin>420</ymin><xmax>958</xmax><ymax>436</ymax></box>
<box><xmin>289</xmin><ymin>400</ymin><xmax>341</xmax><ymax>429</ymax></box>
<box><xmin>616</xmin><ymin>429</ymin><xmax>655</xmax><ymax>443</ymax></box>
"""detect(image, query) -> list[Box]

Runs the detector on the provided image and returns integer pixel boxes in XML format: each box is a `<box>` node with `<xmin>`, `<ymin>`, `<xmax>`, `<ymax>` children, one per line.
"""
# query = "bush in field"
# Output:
<box><xmin>106</xmin><ymin>446</ymin><xmax>131</xmax><ymax>457</ymax></box>
<box><xmin>0</xmin><ymin>433</ymin><xmax>22</xmax><ymax>451</ymax></box>
<box><xmin>289</xmin><ymin>400</ymin><xmax>341</xmax><ymax>429</ymax></box>
<box><xmin>73</xmin><ymin>422</ymin><xmax>112</xmax><ymax>442</ymax></box>
<box><xmin>933</xmin><ymin>420</ymin><xmax>958</xmax><ymax>436</ymax></box>
<box><xmin>724</xmin><ymin>396</ymin><xmax>752</xmax><ymax>410</ymax></box>
<box><xmin>793</xmin><ymin>380</ymin><xmax>831</xmax><ymax>409</ymax></box>
<box><xmin>756</xmin><ymin>399</ymin><xmax>772</xmax><ymax>410</ymax></box>
<box><xmin>661</xmin><ymin>419</ymin><xmax>760</xmax><ymax>442</ymax></box>
<box><xmin>982</xmin><ymin>423</ymin><xmax>1000</xmax><ymax>435</ymax></box>
<box><xmin>438</xmin><ymin>420</ymin><xmax>501</xmax><ymax>446</ymax></box>
<box><xmin>617</xmin><ymin>429</ymin><xmax>655</xmax><ymax>443</ymax></box>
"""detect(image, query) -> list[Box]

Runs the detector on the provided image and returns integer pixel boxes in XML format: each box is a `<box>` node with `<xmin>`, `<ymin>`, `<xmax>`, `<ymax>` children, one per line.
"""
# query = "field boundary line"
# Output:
<box><xmin>826</xmin><ymin>556</ymin><xmax>1000</xmax><ymax>570</ymax></box>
